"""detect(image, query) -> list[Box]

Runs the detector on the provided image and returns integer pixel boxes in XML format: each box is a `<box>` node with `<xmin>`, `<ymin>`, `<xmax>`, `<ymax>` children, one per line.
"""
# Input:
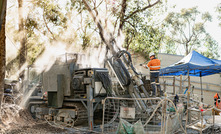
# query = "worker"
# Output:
<box><xmin>213</xmin><ymin>93</ymin><xmax>220</xmax><ymax>115</ymax></box>
<box><xmin>214</xmin><ymin>93</ymin><xmax>220</xmax><ymax>108</ymax></box>
<box><xmin>143</xmin><ymin>52</ymin><xmax>162</xmax><ymax>96</ymax></box>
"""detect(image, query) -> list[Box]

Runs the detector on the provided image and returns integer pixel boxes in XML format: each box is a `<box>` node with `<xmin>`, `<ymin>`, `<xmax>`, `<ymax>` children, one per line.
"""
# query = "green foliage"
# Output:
<box><xmin>27</xmin><ymin>44</ymin><xmax>45</xmax><ymax>64</ymax></box>
<box><xmin>70</xmin><ymin>0</ymin><xmax>87</xmax><ymax>12</ymax></box>
<box><xmin>6</xmin><ymin>0</ymin><xmax>71</xmax><ymax>73</ymax></box>
<box><xmin>201</xmin><ymin>34</ymin><xmax>219</xmax><ymax>59</ymax></box>
<box><xmin>25</xmin><ymin>0</ymin><xmax>68</xmax><ymax>40</ymax></box>
<box><xmin>124</xmin><ymin>25</ymin><xmax>163</xmax><ymax>56</ymax></box>
<box><xmin>202</xmin><ymin>12</ymin><xmax>212</xmax><ymax>21</ymax></box>
<box><xmin>217</xmin><ymin>3</ymin><xmax>221</xmax><ymax>27</ymax></box>
<box><xmin>122</xmin><ymin>1</ymin><xmax>166</xmax><ymax>57</ymax></box>
<box><xmin>163</xmin><ymin>7</ymin><xmax>219</xmax><ymax>58</ymax></box>
<box><xmin>6</xmin><ymin>0</ymin><xmax>165</xmax><ymax>72</ymax></box>
<box><xmin>36</xmin><ymin>0</ymin><xmax>67</xmax><ymax>26</ymax></box>
<box><xmin>163</xmin><ymin>36</ymin><xmax>176</xmax><ymax>54</ymax></box>
<box><xmin>25</xmin><ymin>17</ymin><xmax>38</xmax><ymax>36</ymax></box>
<box><xmin>23</xmin><ymin>0</ymin><xmax>69</xmax><ymax>64</ymax></box>
<box><xmin>68</xmin><ymin>0</ymin><xmax>165</xmax><ymax>54</ymax></box>
<box><xmin>82</xmin><ymin>34</ymin><xmax>91</xmax><ymax>50</ymax></box>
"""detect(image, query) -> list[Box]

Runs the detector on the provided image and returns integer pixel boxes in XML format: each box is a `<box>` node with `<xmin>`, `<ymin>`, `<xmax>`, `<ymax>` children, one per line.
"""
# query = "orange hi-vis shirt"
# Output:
<box><xmin>214</xmin><ymin>93</ymin><xmax>220</xmax><ymax>107</ymax></box>
<box><xmin>147</xmin><ymin>58</ymin><xmax>161</xmax><ymax>70</ymax></box>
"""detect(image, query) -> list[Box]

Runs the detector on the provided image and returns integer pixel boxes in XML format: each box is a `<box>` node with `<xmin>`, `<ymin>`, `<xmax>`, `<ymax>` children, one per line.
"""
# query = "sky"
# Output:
<box><xmin>168</xmin><ymin>0</ymin><xmax>221</xmax><ymax>58</ymax></box>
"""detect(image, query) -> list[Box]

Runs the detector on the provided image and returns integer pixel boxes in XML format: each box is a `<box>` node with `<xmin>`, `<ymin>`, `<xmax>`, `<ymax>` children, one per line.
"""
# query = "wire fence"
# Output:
<box><xmin>101</xmin><ymin>96</ymin><xmax>186</xmax><ymax>134</ymax></box>
<box><xmin>101</xmin><ymin>95</ymin><xmax>221</xmax><ymax>134</ymax></box>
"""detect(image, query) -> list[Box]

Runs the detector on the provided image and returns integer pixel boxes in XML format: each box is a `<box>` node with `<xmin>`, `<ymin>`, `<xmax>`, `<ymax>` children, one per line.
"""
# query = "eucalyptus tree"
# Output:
<box><xmin>25</xmin><ymin>0</ymin><xmax>67</xmax><ymax>64</ymax></box>
<box><xmin>6</xmin><ymin>0</ymin><xmax>165</xmax><ymax>75</ymax></box>
<box><xmin>123</xmin><ymin>5</ymin><xmax>166</xmax><ymax>57</ymax></box>
<box><xmin>200</xmin><ymin>34</ymin><xmax>219</xmax><ymax>59</ymax></box>
<box><xmin>164</xmin><ymin>7</ymin><xmax>219</xmax><ymax>58</ymax></box>
<box><xmin>4</xmin><ymin>0</ymin><xmax>70</xmax><ymax>80</ymax></box>
<box><xmin>17</xmin><ymin>0</ymin><xmax>27</xmax><ymax>79</ymax></box>
<box><xmin>7</xmin><ymin>0</ymin><xmax>68</xmax><ymax>65</ymax></box>
<box><xmin>80</xmin><ymin>0</ymin><xmax>163</xmax><ymax>56</ymax></box>
<box><xmin>8</xmin><ymin>0</ymin><xmax>164</xmax><ymax>65</ymax></box>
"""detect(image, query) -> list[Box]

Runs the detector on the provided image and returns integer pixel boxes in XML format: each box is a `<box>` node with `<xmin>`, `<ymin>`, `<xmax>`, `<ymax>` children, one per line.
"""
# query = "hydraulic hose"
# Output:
<box><xmin>112</xmin><ymin>58</ymin><xmax>131</xmax><ymax>86</ymax></box>
<box><xmin>110</xmin><ymin>50</ymin><xmax>142</xmax><ymax>87</ymax></box>
<box><xmin>115</xmin><ymin>50</ymin><xmax>139</xmax><ymax>75</ymax></box>
<box><xmin>96</xmin><ymin>72</ymin><xmax>113</xmax><ymax>96</ymax></box>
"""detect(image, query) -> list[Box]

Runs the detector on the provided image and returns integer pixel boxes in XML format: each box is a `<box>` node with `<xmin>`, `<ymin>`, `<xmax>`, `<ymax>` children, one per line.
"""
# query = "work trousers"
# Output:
<box><xmin>150</xmin><ymin>71</ymin><xmax>161</xmax><ymax>96</ymax></box>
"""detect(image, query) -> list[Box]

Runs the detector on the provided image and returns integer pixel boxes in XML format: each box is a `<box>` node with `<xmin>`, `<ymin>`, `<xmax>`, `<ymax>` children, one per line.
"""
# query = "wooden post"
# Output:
<box><xmin>173</xmin><ymin>76</ymin><xmax>175</xmax><ymax>95</ymax></box>
<box><xmin>179</xmin><ymin>74</ymin><xmax>182</xmax><ymax>94</ymax></box>
<box><xmin>162</xmin><ymin>100</ymin><xmax>167</xmax><ymax>133</ymax></box>
<box><xmin>187</xmin><ymin>92</ymin><xmax>191</xmax><ymax>123</ymax></box>
<box><xmin>200</xmin><ymin>111</ymin><xmax>203</xmax><ymax>134</ymax></box>
<box><xmin>212</xmin><ymin>109</ymin><xmax>215</xmax><ymax>134</ymax></box>
<box><xmin>163</xmin><ymin>80</ymin><xmax>166</xmax><ymax>93</ymax></box>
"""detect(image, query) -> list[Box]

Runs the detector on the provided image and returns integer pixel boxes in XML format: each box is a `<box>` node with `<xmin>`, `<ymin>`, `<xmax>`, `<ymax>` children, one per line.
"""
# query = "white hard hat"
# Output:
<box><xmin>149</xmin><ymin>52</ymin><xmax>155</xmax><ymax>57</ymax></box>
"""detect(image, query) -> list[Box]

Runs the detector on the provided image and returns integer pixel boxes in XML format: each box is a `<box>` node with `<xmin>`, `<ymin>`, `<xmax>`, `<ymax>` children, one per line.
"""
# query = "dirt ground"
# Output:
<box><xmin>0</xmin><ymin>106</ymin><xmax>65</xmax><ymax>134</ymax></box>
<box><xmin>4</xmin><ymin>121</ymin><xmax>96</xmax><ymax>134</ymax></box>
<box><xmin>5</xmin><ymin>122</ymin><xmax>68</xmax><ymax>134</ymax></box>
<box><xmin>0</xmin><ymin>104</ymin><xmax>92</xmax><ymax>134</ymax></box>
<box><xmin>1</xmin><ymin>115</ymin><xmax>92</xmax><ymax>134</ymax></box>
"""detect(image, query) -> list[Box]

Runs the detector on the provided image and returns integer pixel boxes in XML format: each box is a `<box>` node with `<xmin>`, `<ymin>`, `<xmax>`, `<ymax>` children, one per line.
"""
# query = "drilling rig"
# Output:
<box><xmin>26</xmin><ymin>51</ymin><xmax>160</xmax><ymax>130</ymax></box>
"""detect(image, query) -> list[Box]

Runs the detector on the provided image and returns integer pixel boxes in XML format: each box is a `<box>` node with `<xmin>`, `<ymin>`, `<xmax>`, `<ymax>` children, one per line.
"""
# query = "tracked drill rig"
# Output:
<box><xmin>26</xmin><ymin>50</ymin><xmax>158</xmax><ymax>130</ymax></box>
<box><xmin>107</xmin><ymin>50</ymin><xmax>153</xmax><ymax>109</ymax></box>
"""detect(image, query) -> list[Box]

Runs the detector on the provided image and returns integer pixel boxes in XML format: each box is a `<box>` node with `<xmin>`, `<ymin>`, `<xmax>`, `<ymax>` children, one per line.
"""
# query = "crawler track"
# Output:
<box><xmin>63</xmin><ymin>102</ymin><xmax>88</xmax><ymax>125</ymax></box>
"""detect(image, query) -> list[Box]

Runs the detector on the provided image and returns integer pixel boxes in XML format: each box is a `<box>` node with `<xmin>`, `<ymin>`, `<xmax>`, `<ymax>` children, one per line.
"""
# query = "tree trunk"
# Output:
<box><xmin>0</xmin><ymin>0</ymin><xmax>7</xmax><ymax>111</ymax></box>
<box><xmin>18</xmin><ymin>0</ymin><xmax>26</xmax><ymax>79</ymax></box>
<box><xmin>117</xmin><ymin>0</ymin><xmax>127</xmax><ymax>36</ymax></box>
<box><xmin>82</xmin><ymin>0</ymin><xmax>117</xmax><ymax>56</ymax></box>
<box><xmin>185</xmin><ymin>43</ymin><xmax>189</xmax><ymax>55</ymax></box>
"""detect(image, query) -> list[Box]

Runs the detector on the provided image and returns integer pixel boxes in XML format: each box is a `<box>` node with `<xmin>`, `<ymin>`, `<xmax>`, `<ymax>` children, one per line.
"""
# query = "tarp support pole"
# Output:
<box><xmin>188</xmin><ymin>70</ymin><xmax>190</xmax><ymax>91</ymax></box>
<box><xmin>200</xmin><ymin>72</ymin><xmax>203</xmax><ymax>102</ymax></box>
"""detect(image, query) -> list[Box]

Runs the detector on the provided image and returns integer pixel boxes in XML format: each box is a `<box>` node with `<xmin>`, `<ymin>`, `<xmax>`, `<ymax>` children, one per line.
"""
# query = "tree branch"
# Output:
<box><xmin>42</xmin><ymin>13</ymin><xmax>56</xmax><ymax>40</ymax></box>
<box><xmin>124</xmin><ymin>0</ymin><xmax>160</xmax><ymax>21</ymax></box>
<box><xmin>113</xmin><ymin>17</ymin><xmax>119</xmax><ymax>34</ymax></box>
<box><xmin>173</xmin><ymin>38</ymin><xmax>184</xmax><ymax>44</ymax></box>
<box><xmin>125</xmin><ymin>20</ymin><xmax>135</xmax><ymax>28</ymax></box>
<box><xmin>92</xmin><ymin>0</ymin><xmax>103</xmax><ymax>10</ymax></box>
<box><xmin>177</xmin><ymin>25</ymin><xmax>188</xmax><ymax>42</ymax></box>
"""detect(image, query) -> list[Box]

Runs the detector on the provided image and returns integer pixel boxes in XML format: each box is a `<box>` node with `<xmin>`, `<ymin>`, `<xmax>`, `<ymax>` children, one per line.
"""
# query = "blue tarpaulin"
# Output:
<box><xmin>160</xmin><ymin>51</ymin><xmax>221</xmax><ymax>77</ymax></box>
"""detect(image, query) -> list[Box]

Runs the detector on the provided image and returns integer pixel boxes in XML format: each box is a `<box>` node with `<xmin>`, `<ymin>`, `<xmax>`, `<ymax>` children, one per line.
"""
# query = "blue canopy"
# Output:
<box><xmin>160</xmin><ymin>51</ymin><xmax>221</xmax><ymax>77</ymax></box>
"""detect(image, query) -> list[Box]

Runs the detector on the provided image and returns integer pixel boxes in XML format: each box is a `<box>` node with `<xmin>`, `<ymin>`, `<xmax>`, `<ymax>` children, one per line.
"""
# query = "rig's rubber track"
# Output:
<box><xmin>63</xmin><ymin>102</ymin><xmax>88</xmax><ymax>125</ymax></box>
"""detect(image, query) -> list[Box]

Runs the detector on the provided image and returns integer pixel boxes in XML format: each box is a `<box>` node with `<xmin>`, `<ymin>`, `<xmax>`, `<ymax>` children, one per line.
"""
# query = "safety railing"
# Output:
<box><xmin>159</xmin><ymin>76</ymin><xmax>221</xmax><ymax>93</ymax></box>
<box><xmin>101</xmin><ymin>94</ymin><xmax>221</xmax><ymax>134</ymax></box>
<box><xmin>184</xmin><ymin>107</ymin><xmax>221</xmax><ymax>134</ymax></box>
<box><xmin>101</xmin><ymin>96</ymin><xmax>186</xmax><ymax>134</ymax></box>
